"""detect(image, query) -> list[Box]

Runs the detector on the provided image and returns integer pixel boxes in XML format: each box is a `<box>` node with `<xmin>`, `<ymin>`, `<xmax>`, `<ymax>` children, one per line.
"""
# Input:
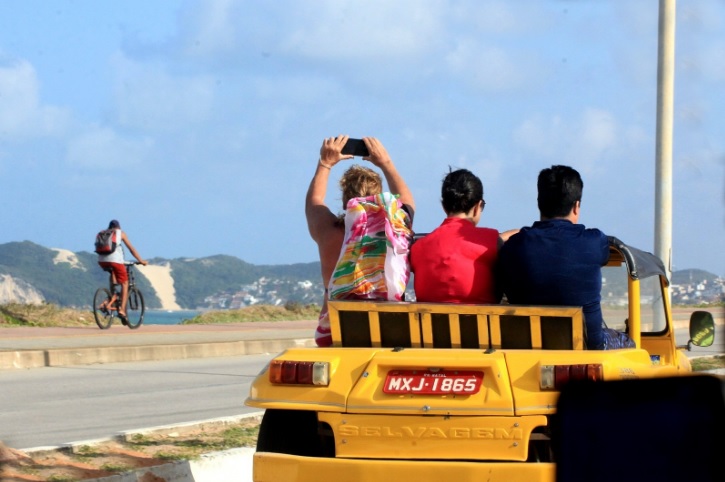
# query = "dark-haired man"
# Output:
<box><xmin>498</xmin><ymin>165</ymin><xmax>634</xmax><ymax>350</ymax></box>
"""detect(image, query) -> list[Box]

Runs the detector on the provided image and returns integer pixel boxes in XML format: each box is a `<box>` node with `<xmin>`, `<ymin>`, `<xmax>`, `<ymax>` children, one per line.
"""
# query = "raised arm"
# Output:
<box><xmin>121</xmin><ymin>232</ymin><xmax>147</xmax><ymax>265</ymax></box>
<box><xmin>305</xmin><ymin>135</ymin><xmax>353</xmax><ymax>243</ymax></box>
<box><xmin>363</xmin><ymin>137</ymin><xmax>415</xmax><ymax>216</ymax></box>
<box><xmin>499</xmin><ymin>228</ymin><xmax>520</xmax><ymax>242</ymax></box>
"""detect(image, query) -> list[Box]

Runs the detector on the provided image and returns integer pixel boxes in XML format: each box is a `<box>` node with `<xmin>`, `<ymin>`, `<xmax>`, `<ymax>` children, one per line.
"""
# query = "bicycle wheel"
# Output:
<box><xmin>93</xmin><ymin>288</ymin><xmax>114</xmax><ymax>329</ymax></box>
<box><xmin>125</xmin><ymin>287</ymin><xmax>145</xmax><ymax>329</ymax></box>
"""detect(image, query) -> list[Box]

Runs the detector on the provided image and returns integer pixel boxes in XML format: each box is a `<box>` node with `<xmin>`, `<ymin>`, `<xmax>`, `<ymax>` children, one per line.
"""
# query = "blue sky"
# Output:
<box><xmin>1</xmin><ymin>0</ymin><xmax>723</xmax><ymax>277</ymax></box>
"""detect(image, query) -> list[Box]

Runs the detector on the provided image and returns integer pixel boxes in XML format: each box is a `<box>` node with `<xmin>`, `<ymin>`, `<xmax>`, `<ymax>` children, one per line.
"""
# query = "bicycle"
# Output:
<box><xmin>93</xmin><ymin>261</ymin><xmax>145</xmax><ymax>329</ymax></box>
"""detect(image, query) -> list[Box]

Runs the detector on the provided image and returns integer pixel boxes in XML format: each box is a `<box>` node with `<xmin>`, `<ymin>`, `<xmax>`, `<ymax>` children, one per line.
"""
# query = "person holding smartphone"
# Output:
<box><xmin>305</xmin><ymin>135</ymin><xmax>415</xmax><ymax>347</ymax></box>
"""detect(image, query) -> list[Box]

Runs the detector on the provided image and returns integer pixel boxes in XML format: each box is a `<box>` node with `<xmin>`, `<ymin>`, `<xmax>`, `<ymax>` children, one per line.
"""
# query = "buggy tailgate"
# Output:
<box><xmin>346</xmin><ymin>349</ymin><xmax>514</xmax><ymax>415</ymax></box>
<box><xmin>328</xmin><ymin>350</ymin><xmax>548</xmax><ymax>462</ymax></box>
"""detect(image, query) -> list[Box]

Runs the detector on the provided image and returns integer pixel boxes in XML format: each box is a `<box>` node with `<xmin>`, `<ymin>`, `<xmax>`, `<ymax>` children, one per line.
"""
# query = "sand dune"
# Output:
<box><xmin>0</xmin><ymin>274</ymin><xmax>45</xmax><ymax>304</ymax></box>
<box><xmin>138</xmin><ymin>263</ymin><xmax>182</xmax><ymax>310</ymax></box>
<box><xmin>51</xmin><ymin>248</ymin><xmax>86</xmax><ymax>270</ymax></box>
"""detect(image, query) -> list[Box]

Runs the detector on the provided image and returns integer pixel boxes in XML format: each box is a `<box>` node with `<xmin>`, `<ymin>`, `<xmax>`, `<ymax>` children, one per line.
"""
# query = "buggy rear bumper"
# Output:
<box><xmin>252</xmin><ymin>452</ymin><xmax>555</xmax><ymax>482</ymax></box>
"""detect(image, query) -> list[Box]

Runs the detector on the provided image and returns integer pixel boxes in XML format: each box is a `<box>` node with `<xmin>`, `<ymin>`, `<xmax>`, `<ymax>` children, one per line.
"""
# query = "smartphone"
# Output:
<box><xmin>341</xmin><ymin>138</ymin><xmax>369</xmax><ymax>157</ymax></box>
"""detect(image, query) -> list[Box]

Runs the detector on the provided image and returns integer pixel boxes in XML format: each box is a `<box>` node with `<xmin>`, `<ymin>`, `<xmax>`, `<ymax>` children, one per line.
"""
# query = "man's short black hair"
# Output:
<box><xmin>108</xmin><ymin>219</ymin><xmax>121</xmax><ymax>229</ymax></box>
<box><xmin>537</xmin><ymin>165</ymin><xmax>583</xmax><ymax>218</ymax></box>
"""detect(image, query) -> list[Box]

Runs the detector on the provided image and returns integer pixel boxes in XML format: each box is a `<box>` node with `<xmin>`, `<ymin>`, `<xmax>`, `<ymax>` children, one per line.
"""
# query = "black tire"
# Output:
<box><xmin>256</xmin><ymin>409</ymin><xmax>323</xmax><ymax>456</ymax></box>
<box><xmin>93</xmin><ymin>288</ymin><xmax>113</xmax><ymax>330</ymax></box>
<box><xmin>125</xmin><ymin>288</ymin><xmax>145</xmax><ymax>329</ymax></box>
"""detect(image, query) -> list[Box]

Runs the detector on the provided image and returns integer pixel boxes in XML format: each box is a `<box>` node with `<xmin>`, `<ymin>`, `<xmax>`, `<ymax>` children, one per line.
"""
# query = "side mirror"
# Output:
<box><xmin>687</xmin><ymin>311</ymin><xmax>715</xmax><ymax>350</ymax></box>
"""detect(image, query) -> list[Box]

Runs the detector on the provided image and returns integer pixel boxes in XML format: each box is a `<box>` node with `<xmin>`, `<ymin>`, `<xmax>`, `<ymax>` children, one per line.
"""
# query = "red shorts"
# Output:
<box><xmin>98</xmin><ymin>262</ymin><xmax>128</xmax><ymax>284</ymax></box>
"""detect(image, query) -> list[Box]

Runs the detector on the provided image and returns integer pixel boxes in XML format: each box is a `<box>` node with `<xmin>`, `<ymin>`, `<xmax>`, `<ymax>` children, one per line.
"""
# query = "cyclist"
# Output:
<box><xmin>97</xmin><ymin>219</ymin><xmax>148</xmax><ymax>324</ymax></box>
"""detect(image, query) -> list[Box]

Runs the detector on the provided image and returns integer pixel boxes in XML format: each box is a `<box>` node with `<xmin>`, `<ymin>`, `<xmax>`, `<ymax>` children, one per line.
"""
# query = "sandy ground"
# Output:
<box><xmin>137</xmin><ymin>263</ymin><xmax>182</xmax><ymax>310</ymax></box>
<box><xmin>0</xmin><ymin>418</ymin><xmax>260</xmax><ymax>481</ymax></box>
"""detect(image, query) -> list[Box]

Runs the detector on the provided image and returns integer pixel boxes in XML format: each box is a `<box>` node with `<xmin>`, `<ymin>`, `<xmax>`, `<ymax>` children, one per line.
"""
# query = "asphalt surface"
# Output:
<box><xmin>0</xmin><ymin>320</ymin><xmax>318</xmax><ymax>370</ymax></box>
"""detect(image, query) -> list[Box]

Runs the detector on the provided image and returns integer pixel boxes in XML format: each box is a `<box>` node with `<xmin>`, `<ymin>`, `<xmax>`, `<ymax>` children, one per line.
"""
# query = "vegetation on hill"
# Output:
<box><xmin>1</xmin><ymin>241</ymin><xmax>720</xmax><ymax>312</ymax></box>
<box><xmin>672</xmin><ymin>269</ymin><xmax>720</xmax><ymax>285</ymax></box>
<box><xmin>0</xmin><ymin>241</ymin><xmax>162</xmax><ymax>309</ymax></box>
<box><xmin>0</xmin><ymin>241</ymin><xmax>321</xmax><ymax>310</ymax></box>
<box><xmin>0</xmin><ymin>241</ymin><xmax>101</xmax><ymax>307</ymax></box>
<box><xmin>167</xmin><ymin>255</ymin><xmax>262</xmax><ymax>308</ymax></box>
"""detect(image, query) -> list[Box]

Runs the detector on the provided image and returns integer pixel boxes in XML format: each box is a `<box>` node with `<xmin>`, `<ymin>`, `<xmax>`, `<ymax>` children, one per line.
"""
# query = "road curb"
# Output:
<box><xmin>0</xmin><ymin>338</ymin><xmax>315</xmax><ymax>370</ymax></box>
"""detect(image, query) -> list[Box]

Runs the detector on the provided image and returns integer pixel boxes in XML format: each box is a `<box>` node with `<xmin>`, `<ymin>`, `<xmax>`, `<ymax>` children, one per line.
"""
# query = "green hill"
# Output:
<box><xmin>0</xmin><ymin>241</ymin><xmax>322</xmax><ymax>309</ymax></box>
<box><xmin>1</xmin><ymin>241</ymin><xmax>718</xmax><ymax>310</ymax></box>
<box><xmin>671</xmin><ymin>269</ymin><xmax>719</xmax><ymax>286</ymax></box>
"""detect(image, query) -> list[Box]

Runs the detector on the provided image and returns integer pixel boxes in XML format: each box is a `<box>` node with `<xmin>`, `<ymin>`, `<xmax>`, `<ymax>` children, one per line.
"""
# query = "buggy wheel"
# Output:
<box><xmin>93</xmin><ymin>288</ymin><xmax>113</xmax><ymax>329</ymax></box>
<box><xmin>257</xmin><ymin>409</ymin><xmax>324</xmax><ymax>456</ymax></box>
<box><xmin>125</xmin><ymin>288</ymin><xmax>145</xmax><ymax>329</ymax></box>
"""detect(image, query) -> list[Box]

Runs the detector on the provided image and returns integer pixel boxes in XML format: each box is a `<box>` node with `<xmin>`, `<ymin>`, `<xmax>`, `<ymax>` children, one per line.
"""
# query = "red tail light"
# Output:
<box><xmin>269</xmin><ymin>360</ymin><xmax>330</xmax><ymax>386</ymax></box>
<box><xmin>541</xmin><ymin>364</ymin><xmax>603</xmax><ymax>390</ymax></box>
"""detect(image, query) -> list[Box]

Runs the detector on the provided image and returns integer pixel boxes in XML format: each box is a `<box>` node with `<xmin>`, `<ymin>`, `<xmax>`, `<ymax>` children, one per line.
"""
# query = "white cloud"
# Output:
<box><xmin>66</xmin><ymin>124</ymin><xmax>154</xmax><ymax>170</ymax></box>
<box><xmin>112</xmin><ymin>53</ymin><xmax>215</xmax><ymax>131</ymax></box>
<box><xmin>514</xmin><ymin>108</ymin><xmax>620</xmax><ymax>170</ymax></box>
<box><xmin>446</xmin><ymin>39</ymin><xmax>527</xmax><ymax>91</ymax></box>
<box><xmin>279</xmin><ymin>0</ymin><xmax>441</xmax><ymax>61</ymax></box>
<box><xmin>579</xmin><ymin>109</ymin><xmax>617</xmax><ymax>158</ymax></box>
<box><xmin>0</xmin><ymin>59</ymin><xmax>69</xmax><ymax>139</ymax></box>
<box><xmin>700</xmin><ymin>41</ymin><xmax>725</xmax><ymax>82</ymax></box>
<box><xmin>182</xmin><ymin>0</ymin><xmax>238</xmax><ymax>58</ymax></box>
<box><xmin>450</xmin><ymin>0</ymin><xmax>545</xmax><ymax>34</ymax></box>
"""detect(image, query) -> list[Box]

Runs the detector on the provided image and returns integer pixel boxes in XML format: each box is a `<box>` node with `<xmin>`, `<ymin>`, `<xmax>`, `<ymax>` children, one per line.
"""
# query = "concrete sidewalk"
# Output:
<box><xmin>0</xmin><ymin>320</ymin><xmax>318</xmax><ymax>370</ymax></box>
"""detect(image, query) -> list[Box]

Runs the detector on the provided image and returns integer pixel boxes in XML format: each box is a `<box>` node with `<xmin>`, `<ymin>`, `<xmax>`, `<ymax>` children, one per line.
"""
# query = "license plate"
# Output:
<box><xmin>383</xmin><ymin>370</ymin><xmax>483</xmax><ymax>395</ymax></box>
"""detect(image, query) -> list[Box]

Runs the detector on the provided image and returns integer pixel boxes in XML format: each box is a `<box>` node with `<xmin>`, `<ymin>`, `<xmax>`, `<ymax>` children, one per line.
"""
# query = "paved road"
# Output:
<box><xmin>0</xmin><ymin>311</ymin><xmax>721</xmax><ymax>452</ymax></box>
<box><xmin>0</xmin><ymin>354</ymin><xmax>272</xmax><ymax>450</ymax></box>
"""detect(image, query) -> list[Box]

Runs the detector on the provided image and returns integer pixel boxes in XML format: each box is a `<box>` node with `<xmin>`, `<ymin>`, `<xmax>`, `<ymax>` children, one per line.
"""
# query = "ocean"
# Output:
<box><xmin>142</xmin><ymin>310</ymin><xmax>202</xmax><ymax>325</ymax></box>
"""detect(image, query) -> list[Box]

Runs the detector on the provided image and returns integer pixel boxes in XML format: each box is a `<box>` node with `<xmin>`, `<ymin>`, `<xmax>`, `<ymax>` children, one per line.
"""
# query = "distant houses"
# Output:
<box><xmin>198</xmin><ymin>273</ymin><xmax>724</xmax><ymax>311</ymax></box>
<box><xmin>671</xmin><ymin>277</ymin><xmax>725</xmax><ymax>305</ymax></box>
<box><xmin>202</xmin><ymin>276</ymin><xmax>325</xmax><ymax>310</ymax></box>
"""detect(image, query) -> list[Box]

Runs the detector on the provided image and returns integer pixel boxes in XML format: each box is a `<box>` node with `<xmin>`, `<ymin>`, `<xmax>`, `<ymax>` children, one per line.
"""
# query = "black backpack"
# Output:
<box><xmin>94</xmin><ymin>229</ymin><xmax>118</xmax><ymax>255</ymax></box>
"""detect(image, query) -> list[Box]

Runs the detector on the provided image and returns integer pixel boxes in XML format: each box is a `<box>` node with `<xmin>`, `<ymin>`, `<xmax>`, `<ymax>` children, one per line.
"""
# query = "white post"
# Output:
<box><xmin>654</xmin><ymin>0</ymin><xmax>676</xmax><ymax>281</ymax></box>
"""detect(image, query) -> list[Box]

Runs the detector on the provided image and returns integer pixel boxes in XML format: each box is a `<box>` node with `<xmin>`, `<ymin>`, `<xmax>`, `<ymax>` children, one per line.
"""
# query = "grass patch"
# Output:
<box><xmin>691</xmin><ymin>355</ymin><xmax>725</xmax><ymax>371</ymax></box>
<box><xmin>47</xmin><ymin>475</ymin><xmax>78</xmax><ymax>482</ymax></box>
<box><xmin>182</xmin><ymin>302</ymin><xmax>320</xmax><ymax>324</ymax></box>
<box><xmin>125</xmin><ymin>420</ymin><xmax>260</xmax><ymax>462</ymax></box>
<box><xmin>75</xmin><ymin>445</ymin><xmax>103</xmax><ymax>457</ymax></box>
<box><xmin>100</xmin><ymin>462</ymin><xmax>131</xmax><ymax>472</ymax></box>
<box><xmin>0</xmin><ymin>301</ymin><xmax>320</xmax><ymax>327</ymax></box>
<box><xmin>0</xmin><ymin>302</ymin><xmax>93</xmax><ymax>327</ymax></box>
<box><xmin>155</xmin><ymin>451</ymin><xmax>193</xmax><ymax>461</ymax></box>
<box><xmin>173</xmin><ymin>426</ymin><xmax>259</xmax><ymax>451</ymax></box>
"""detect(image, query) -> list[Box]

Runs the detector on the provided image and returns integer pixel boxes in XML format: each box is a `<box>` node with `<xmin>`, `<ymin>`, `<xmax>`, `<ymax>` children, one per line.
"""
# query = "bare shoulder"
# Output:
<box><xmin>307</xmin><ymin>207</ymin><xmax>339</xmax><ymax>241</ymax></box>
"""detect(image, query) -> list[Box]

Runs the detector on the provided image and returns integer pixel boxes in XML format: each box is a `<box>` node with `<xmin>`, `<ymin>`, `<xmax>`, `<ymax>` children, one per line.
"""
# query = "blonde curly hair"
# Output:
<box><xmin>339</xmin><ymin>164</ymin><xmax>382</xmax><ymax>210</ymax></box>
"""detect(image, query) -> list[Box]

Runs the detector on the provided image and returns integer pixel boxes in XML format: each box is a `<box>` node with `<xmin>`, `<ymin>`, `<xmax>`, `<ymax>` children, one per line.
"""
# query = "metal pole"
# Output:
<box><xmin>654</xmin><ymin>0</ymin><xmax>675</xmax><ymax>281</ymax></box>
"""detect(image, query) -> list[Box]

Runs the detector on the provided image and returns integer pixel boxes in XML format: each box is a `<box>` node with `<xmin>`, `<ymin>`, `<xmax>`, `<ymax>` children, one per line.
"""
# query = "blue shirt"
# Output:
<box><xmin>498</xmin><ymin>219</ymin><xmax>610</xmax><ymax>349</ymax></box>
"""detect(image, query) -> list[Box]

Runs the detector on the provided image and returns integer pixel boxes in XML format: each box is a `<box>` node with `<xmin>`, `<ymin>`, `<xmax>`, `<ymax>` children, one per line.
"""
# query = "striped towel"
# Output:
<box><xmin>328</xmin><ymin>192</ymin><xmax>413</xmax><ymax>301</ymax></box>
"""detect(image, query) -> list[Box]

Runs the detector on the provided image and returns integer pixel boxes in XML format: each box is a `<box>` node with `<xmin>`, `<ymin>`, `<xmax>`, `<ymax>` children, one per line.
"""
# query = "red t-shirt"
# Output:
<box><xmin>410</xmin><ymin>217</ymin><xmax>499</xmax><ymax>303</ymax></box>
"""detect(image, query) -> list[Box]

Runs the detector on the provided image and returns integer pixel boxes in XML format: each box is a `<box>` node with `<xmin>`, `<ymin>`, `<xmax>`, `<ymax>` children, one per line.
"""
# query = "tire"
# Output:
<box><xmin>93</xmin><ymin>288</ymin><xmax>113</xmax><ymax>330</ymax></box>
<box><xmin>125</xmin><ymin>288</ymin><xmax>145</xmax><ymax>329</ymax></box>
<box><xmin>256</xmin><ymin>409</ymin><xmax>323</xmax><ymax>456</ymax></box>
